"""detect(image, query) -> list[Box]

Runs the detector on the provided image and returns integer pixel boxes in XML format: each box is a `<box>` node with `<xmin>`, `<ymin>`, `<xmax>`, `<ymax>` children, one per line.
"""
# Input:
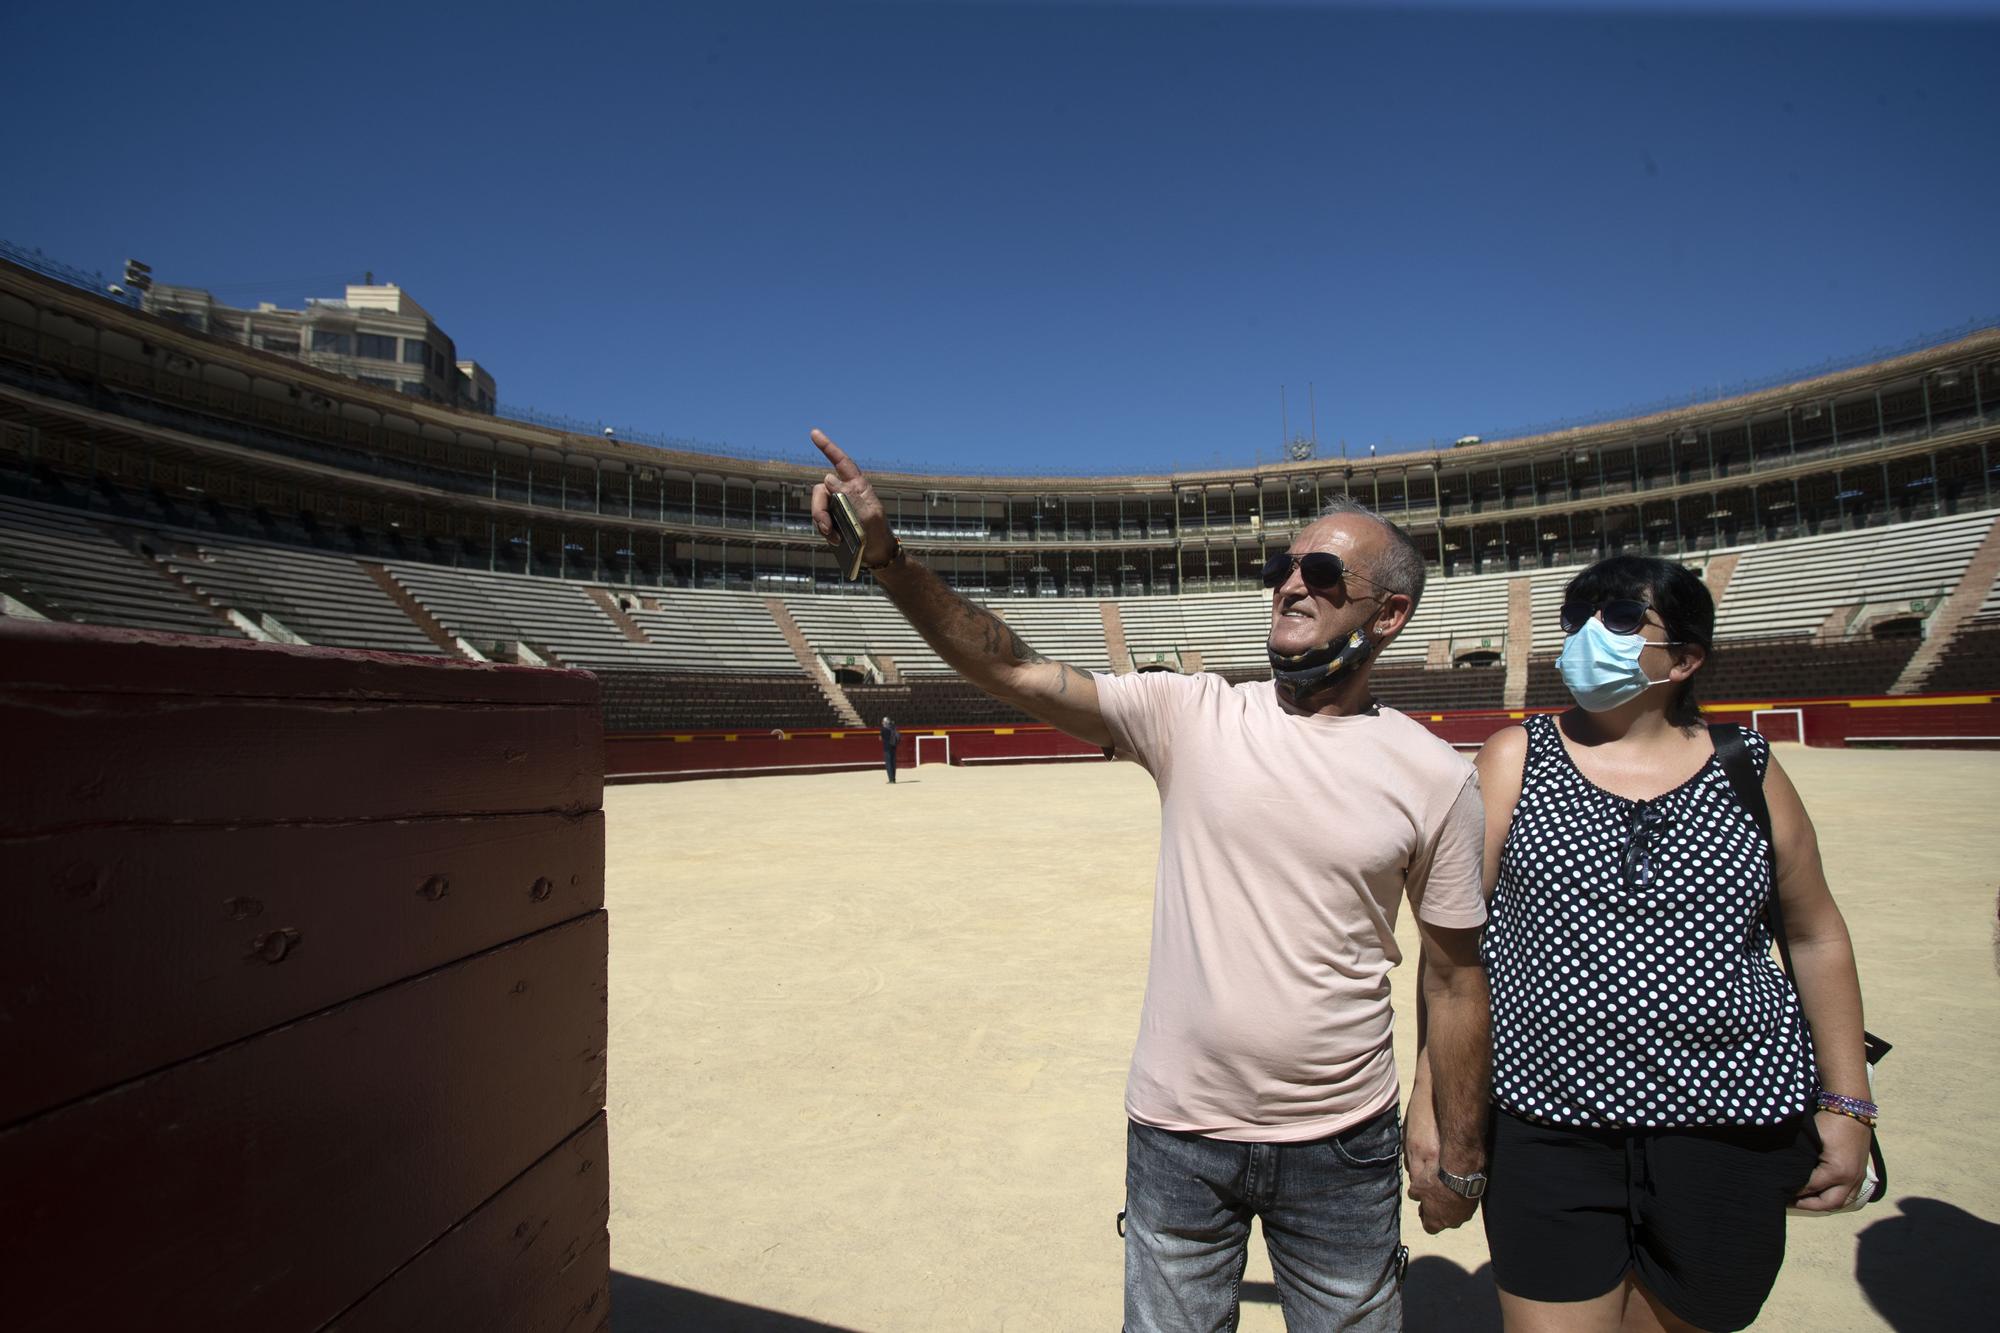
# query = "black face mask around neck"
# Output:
<box><xmin>1269</xmin><ymin>626</ymin><xmax>1375</xmax><ymax>706</ymax></box>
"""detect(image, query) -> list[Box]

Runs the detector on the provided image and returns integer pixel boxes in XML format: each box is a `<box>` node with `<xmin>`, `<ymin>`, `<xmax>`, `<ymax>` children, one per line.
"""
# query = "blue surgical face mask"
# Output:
<box><xmin>1557</xmin><ymin>615</ymin><xmax>1679</xmax><ymax>712</ymax></box>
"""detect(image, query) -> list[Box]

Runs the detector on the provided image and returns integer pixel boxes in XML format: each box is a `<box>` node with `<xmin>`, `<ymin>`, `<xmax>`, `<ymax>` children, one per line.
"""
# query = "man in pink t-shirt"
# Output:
<box><xmin>807</xmin><ymin>430</ymin><xmax>1491</xmax><ymax>1332</ymax></box>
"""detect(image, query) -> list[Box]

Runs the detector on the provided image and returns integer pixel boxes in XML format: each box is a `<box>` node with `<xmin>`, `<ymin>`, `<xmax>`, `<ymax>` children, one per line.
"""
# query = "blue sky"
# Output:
<box><xmin>5</xmin><ymin>1</ymin><xmax>1997</xmax><ymax>475</ymax></box>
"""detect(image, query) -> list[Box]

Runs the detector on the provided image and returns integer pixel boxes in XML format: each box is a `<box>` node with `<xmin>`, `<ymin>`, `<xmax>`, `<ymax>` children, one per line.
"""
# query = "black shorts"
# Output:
<box><xmin>1483</xmin><ymin>1107</ymin><xmax>1820</xmax><ymax>1332</ymax></box>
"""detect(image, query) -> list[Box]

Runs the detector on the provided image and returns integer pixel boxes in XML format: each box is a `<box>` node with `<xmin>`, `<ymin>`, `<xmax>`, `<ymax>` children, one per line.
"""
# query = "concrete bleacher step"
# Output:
<box><xmin>1716</xmin><ymin>511</ymin><xmax>1995</xmax><ymax>640</ymax></box>
<box><xmin>133</xmin><ymin>548</ymin><xmax>239</xmax><ymax>632</ymax></box>
<box><xmin>984</xmin><ymin>597</ymin><xmax>1112</xmax><ymax>671</ymax></box>
<box><xmin>1921</xmin><ymin>624</ymin><xmax>2000</xmax><ymax>692</ymax></box>
<box><xmin>150</xmin><ymin>539</ymin><xmax>444</xmax><ymax>655</ymax></box>
<box><xmin>585</xmin><ymin>587</ymin><xmax>652</xmax><ymax>644</ymax></box>
<box><xmin>1893</xmin><ymin>517</ymin><xmax>2000</xmax><ymax>693</ymax></box>
<box><xmin>765</xmin><ymin>595</ymin><xmax>863</xmax><ymax>727</ymax></box>
<box><xmin>385</xmin><ymin>563</ymin><xmax>676</xmax><ymax>669</ymax></box>
<box><xmin>0</xmin><ymin>497</ymin><xmax>243</xmax><ymax>638</ymax></box>
<box><xmin>365</xmin><ymin>564</ymin><xmax>463</xmax><ymax>655</ymax></box>
<box><xmin>1702</xmin><ymin>552</ymin><xmax>1743</xmax><ymax>605</ymax></box>
<box><xmin>630</xmin><ymin>588</ymin><xmax>804</xmax><ymax>674</ymax></box>
<box><xmin>1100</xmin><ymin>601</ymin><xmax>1132</xmax><ymax>674</ymax></box>
<box><xmin>1503</xmin><ymin>576</ymin><xmax>1532</xmax><ymax>709</ymax></box>
<box><xmin>595</xmin><ymin>669</ymin><xmax>844</xmax><ymax>732</ymax></box>
<box><xmin>783</xmin><ymin>593</ymin><xmax>949</xmax><ymax>677</ymax></box>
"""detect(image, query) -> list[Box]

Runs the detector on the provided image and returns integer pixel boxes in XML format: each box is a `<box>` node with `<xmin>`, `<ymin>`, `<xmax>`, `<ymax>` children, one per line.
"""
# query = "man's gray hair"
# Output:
<box><xmin>1316</xmin><ymin>495</ymin><xmax>1427</xmax><ymax>616</ymax></box>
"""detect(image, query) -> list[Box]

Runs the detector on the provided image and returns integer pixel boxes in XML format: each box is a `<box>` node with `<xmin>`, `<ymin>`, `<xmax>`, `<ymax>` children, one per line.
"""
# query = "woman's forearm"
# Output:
<box><xmin>1787</xmin><ymin>933</ymin><xmax>1870</xmax><ymax>1099</ymax></box>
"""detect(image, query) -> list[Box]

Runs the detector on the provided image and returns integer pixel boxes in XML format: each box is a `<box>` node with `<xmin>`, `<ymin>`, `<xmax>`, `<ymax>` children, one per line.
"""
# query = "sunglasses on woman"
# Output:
<box><xmin>1559</xmin><ymin>597</ymin><xmax>1658</xmax><ymax>636</ymax></box>
<box><xmin>1261</xmin><ymin>551</ymin><xmax>1394</xmax><ymax>597</ymax></box>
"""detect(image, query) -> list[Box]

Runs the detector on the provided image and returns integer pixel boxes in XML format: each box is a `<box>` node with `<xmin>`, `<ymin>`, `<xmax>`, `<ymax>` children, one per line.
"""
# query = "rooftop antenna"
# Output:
<box><xmin>1280</xmin><ymin>384</ymin><xmax>1290</xmax><ymax>461</ymax></box>
<box><xmin>1308</xmin><ymin>381</ymin><xmax>1319</xmax><ymax>452</ymax></box>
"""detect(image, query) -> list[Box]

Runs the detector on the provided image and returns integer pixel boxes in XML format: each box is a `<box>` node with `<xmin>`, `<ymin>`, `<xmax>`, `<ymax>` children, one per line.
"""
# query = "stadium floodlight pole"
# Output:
<box><xmin>120</xmin><ymin>258</ymin><xmax>152</xmax><ymax>311</ymax></box>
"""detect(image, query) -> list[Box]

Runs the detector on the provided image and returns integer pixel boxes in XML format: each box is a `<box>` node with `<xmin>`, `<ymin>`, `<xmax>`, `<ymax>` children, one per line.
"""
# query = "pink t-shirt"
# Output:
<box><xmin>1096</xmin><ymin>670</ymin><xmax>1487</xmax><ymax>1142</ymax></box>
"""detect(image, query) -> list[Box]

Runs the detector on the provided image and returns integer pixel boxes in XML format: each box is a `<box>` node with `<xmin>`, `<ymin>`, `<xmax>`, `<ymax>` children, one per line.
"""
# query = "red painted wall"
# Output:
<box><xmin>606</xmin><ymin>723</ymin><xmax>1108</xmax><ymax>781</ymax></box>
<box><xmin>605</xmin><ymin>692</ymin><xmax>2000</xmax><ymax>778</ymax></box>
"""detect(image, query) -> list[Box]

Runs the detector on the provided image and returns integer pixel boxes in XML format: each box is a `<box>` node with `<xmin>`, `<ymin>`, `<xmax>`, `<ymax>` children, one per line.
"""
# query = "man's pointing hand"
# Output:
<box><xmin>809</xmin><ymin>429</ymin><xmax>897</xmax><ymax>567</ymax></box>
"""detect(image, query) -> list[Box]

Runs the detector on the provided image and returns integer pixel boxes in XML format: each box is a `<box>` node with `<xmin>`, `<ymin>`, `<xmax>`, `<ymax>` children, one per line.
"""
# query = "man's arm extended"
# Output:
<box><xmin>808</xmin><ymin>429</ymin><xmax>1112</xmax><ymax>747</ymax></box>
<box><xmin>1405</xmin><ymin>922</ymin><xmax>1490</xmax><ymax>1234</ymax></box>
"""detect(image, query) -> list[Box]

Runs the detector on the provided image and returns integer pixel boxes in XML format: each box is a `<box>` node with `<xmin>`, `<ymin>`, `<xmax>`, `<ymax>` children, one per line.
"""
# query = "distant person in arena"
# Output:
<box><xmin>880</xmin><ymin>715</ymin><xmax>900</xmax><ymax>783</ymax></box>
<box><xmin>807</xmin><ymin>429</ymin><xmax>1490</xmax><ymax>1332</ymax></box>
<box><xmin>1447</xmin><ymin>555</ymin><xmax>1873</xmax><ymax>1333</ymax></box>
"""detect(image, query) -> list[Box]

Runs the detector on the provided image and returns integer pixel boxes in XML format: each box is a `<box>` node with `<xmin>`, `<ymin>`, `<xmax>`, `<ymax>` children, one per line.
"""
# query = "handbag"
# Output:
<box><xmin>1710</xmin><ymin>723</ymin><xmax>1890</xmax><ymax>1213</ymax></box>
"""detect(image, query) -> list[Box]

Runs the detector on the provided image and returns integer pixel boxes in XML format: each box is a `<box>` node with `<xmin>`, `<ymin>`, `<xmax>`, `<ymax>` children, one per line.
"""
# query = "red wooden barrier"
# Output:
<box><xmin>603</xmin><ymin>690</ymin><xmax>2000</xmax><ymax>779</ymax></box>
<box><xmin>328</xmin><ymin>1114</ymin><xmax>611</xmax><ymax>1332</ymax></box>
<box><xmin>605</xmin><ymin>723</ymin><xmax>1107</xmax><ymax>781</ymax></box>
<box><xmin>0</xmin><ymin>623</ymin><xmax>609</xmax><ymax>1332</ymax></box>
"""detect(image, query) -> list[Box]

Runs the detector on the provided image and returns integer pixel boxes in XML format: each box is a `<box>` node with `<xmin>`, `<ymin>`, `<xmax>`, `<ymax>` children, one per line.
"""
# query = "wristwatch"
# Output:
<box><xmin>863</xmin><ymin>534</ymin><xmax>904</xmax><ymax>575</ymax></box>
<box><xmin>1436</xmin><ymin>1166</ymin><xmax>1488</xmax><ymax>1200</ymax></box>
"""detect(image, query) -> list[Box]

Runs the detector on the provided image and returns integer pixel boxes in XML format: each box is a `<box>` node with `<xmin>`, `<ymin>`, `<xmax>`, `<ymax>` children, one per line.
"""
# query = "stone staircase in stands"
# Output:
<box><xmin>765</xmin><ymin>596</ymin><xmax>863</xmax><ymax>726</ymax></box>
<box><xmin>1892</xmin><ymin>518</ymin><xmax>2000</xmax><ymax>694</ymax></box>
<box><xmin>362</xmin><ymin>563</ymin><xmax>461</xmax><ymax>656</ymax></box>
<box><xmin>1503</xmin><ymin>576</ymin><xmax>1532</xmax><ymax>708</ymax></box>
<box><xmin>586</xmin><ymin>587</ymin><xmax>651</xmax><ymax>644</ymax></box>
<box><xmin>1100</xmin><ymin>601</ymin><xmax>1132</xmax><ymax>674</ymax></box>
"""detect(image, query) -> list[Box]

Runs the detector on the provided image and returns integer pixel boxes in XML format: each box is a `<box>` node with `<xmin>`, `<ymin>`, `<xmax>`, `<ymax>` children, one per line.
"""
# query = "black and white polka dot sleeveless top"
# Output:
<box><xmin>1481</xmin><ymin>714</ymin><xmax>1817</xmax><ymax>1128</ymax></box>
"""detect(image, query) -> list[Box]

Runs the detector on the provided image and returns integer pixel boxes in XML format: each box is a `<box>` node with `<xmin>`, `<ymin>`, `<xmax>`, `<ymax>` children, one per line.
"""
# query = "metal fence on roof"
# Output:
<box><xmin>7</xmin><ymin>238</ymin><xmax>1993</xmax><ymax>478</ymax></box>
<box><xmin>1467</xmin><ymin>316</ymin><xmax>1999</xmax><ymax>446</ymax></box>
<box><xmin>0</xmin><ymin>239</ymin><xmax>142</xmax><ymax>310</ymax></box>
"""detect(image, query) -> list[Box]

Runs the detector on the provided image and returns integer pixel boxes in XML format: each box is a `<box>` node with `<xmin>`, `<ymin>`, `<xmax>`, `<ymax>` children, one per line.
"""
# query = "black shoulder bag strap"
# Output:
<box><xmin>1709</xmin><ymin>723</ymin><xmax>1890</xmax><ymax>1201</ymax></box>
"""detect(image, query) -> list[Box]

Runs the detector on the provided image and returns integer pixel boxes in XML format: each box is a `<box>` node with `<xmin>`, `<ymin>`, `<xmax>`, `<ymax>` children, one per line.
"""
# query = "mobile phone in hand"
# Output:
<box><xmin>828</xmin><ymin>492</ymin><xmax>867</xmax><ymax>580</ymax></box>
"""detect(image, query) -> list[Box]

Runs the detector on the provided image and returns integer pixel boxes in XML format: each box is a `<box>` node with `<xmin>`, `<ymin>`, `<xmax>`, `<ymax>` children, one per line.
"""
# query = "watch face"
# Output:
<box><xmin>1441</xmin><ymin>1169</ymin><xmax>1488</xmax><ymax>1199</ymax></box>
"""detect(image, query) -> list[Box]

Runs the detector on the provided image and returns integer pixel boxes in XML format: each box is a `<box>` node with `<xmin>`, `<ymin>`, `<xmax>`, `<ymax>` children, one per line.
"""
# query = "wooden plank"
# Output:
<box><xmin>327</xmin><ymin>1114</ymin><xmax>611</xmax><ymax>1333</ymax></box>
<box><xmin>1</xmin><ymin>692</ymin><xmax>602</xmax><ymax>833</ymax></box>
<box><xmin>0</xmin><ymin>619</ymin><xmax>600</xmax><ymax>706</ymax></box>
<box><xmin>0</xmin><ymin>812</ymin><xmax>605</xmax><ymax>1125</ymax></box>
<box><xmin>0</xmin><ymin>912</ymin><xmax>608</xmax><ymax>1333</ymax></box>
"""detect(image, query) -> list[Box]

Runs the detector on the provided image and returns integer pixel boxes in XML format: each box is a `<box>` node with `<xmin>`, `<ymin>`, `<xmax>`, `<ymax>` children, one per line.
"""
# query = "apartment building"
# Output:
<box><xmin>147</xmin><ymin>279</ymin><xmax>497</xmax><ymax>414</ymax></box>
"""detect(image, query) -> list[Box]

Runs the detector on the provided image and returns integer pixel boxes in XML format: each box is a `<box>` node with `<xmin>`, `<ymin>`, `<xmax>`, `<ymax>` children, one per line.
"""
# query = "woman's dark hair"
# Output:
<box><xmin>1563</xmin><ymin>555</ymin><xmax>1715</xmax><ymax>728</ymax></box>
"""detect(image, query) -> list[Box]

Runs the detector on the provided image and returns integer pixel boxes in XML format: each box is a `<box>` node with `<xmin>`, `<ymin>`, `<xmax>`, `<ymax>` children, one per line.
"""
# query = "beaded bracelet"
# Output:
<box><xmin>1816</xmin><ymin>1091</ymin><xmax>1879</xmax><ymax>1125</ymax></box>
<box><xmin>1824</xmin><ymin>1096</ymin><xmax>1880</xmax><ymax>1120</ymax></box>
<box><xmin>1817</xmin><ymin>1091</ymin><xmax>1879</xmax><ymax>1118</ymax></box>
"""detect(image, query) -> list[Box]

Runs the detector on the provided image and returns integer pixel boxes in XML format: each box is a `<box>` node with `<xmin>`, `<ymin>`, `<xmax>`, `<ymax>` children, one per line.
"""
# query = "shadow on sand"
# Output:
<box><xmin>1856</xmin><ymin>1196</ymin><xmax>2000</xmax><ymax>1331</ymax></box>
<box><xmin>1242</xmin><ymin>1255</ymin><xmax>1501</xmax><ymax>1332</ymax></box>
<box><xmin>615</xmin><ymin>1256</ymin><xmax>1501</xmax><ymax>1330</ymax></box>
<box><xmin>611</xmin><ymin>1272</ymin><xmax>863</xmax><ymax>1332</ymax></box>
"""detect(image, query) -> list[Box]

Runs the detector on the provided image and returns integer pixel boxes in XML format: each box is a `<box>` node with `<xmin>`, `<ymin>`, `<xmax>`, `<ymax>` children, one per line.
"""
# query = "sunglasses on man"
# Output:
<box><xmin>1260</xmin><ymin>551</ymin><xmax>1396</xmax><ymax>598</ymax></box>
<box><xmin>1559</xmin><ymin>597</ymin><xmax>1663</xmax><ymax>637</ymax></box>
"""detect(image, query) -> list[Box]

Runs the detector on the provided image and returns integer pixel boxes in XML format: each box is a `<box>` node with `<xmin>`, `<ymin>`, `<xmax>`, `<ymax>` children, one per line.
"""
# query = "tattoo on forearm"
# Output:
<box><xmin>881</xmin><ymin>557</ymin><xmax>1048</xmax><ymax>677</ymax></box>
<box><xmin>946</xmin><ymin>585</ymin><xmax>1043</xmax><ymax>667</ymax></box>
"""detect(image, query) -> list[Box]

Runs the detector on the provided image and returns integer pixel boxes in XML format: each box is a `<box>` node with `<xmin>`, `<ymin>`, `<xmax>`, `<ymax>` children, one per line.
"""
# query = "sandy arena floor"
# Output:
<box><xmin>603</xmin><ymin>745</ymin><xmax>2000</xmax><ymax>1331</ymax></box>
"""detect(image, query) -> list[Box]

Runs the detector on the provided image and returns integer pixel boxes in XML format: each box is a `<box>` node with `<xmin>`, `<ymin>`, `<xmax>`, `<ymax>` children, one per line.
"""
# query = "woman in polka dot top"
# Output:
<box><xmin>1416</xmin><ymin>555</ymin><xmax>1873</xmax><ymax>1333</ymax></box>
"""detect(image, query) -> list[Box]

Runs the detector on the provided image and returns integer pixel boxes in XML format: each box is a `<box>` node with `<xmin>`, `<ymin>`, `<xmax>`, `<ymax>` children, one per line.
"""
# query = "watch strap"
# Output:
<box><xmin>863</xmin><ymin>535</ymin><xmax>904</xmax><ymax>573</ymax></box>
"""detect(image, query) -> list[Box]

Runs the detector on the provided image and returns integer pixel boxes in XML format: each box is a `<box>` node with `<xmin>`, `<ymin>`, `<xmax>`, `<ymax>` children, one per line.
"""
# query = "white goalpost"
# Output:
<box><xmin>914</xmin><ymin>733</ymin><xmax>952</xmax><ymax>767</ymax></box>
<box><xmin>1750</xmin><ymin>707</ymin><xmax>1806</xmax><ymax>744</ymax></box>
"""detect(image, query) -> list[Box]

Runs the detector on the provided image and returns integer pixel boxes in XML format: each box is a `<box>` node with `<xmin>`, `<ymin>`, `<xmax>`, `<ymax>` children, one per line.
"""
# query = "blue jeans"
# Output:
<box><xmin>1124</xmin><ymin>1109</ymin><xmax>1405</xmax><ymax>1333</ymax></box>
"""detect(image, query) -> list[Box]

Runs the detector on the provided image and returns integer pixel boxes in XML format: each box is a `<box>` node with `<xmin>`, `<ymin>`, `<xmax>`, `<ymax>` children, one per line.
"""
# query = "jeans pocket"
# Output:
<box><xmin>1330</xmin><ymin>1109</ymin><xmax>1403</xmax><ymax>1168</ymax></box>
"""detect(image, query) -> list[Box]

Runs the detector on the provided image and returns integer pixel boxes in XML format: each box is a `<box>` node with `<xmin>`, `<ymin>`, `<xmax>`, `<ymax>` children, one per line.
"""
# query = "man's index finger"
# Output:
<box><xmin>811</xmin><ymin>429</ymin><xmax>862</xmax><ymax>481</ymax></box>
